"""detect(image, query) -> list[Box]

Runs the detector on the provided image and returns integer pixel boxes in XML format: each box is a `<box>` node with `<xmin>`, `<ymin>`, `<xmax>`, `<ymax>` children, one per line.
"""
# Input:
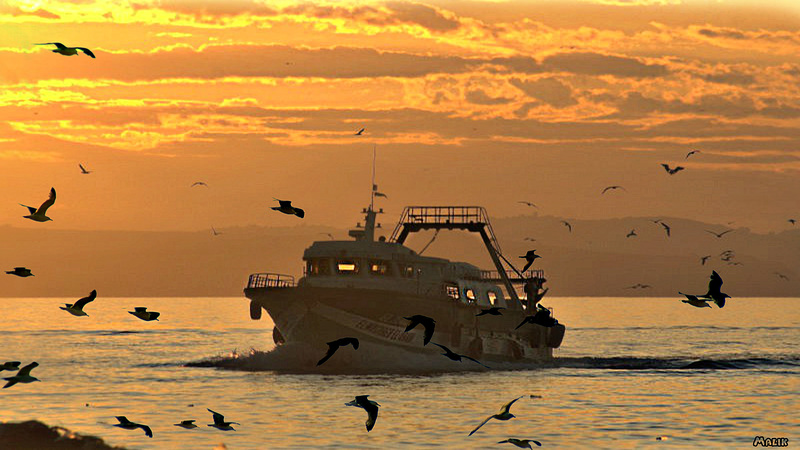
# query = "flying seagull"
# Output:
<box><xmin>468</xmin><ymin>396</ymin><xmax>523</xmax><ymax>436</ymax></box>
<box><xmin>317</xmin><ymin>337</ymin><xmax>360</xmax><ymax>366</ymax></box>
<box><xmin>774</xmin><ymin>272</ymin><xmax>789</xmax><ymax>281</ymax></box>
<box><xmin>700</xmin><ymin>270</ymin><xmax>730</xmax><ymax>308</ymax></box>
<box><xmin>2</xmin><ymin>362</ymin><xmax>39</xmax><ymax>388</ymax></box>
<box><xmin>174</xmin><ymin>420</ymin><xmax>198</xmax><ymax>429</ymax></box>
<box><xmin>79</xmin><ymin>163</ymin><xmax>91</xmax><ymax>174</ymax></box>
<box><xmin>355</xmin><ymin>128</ymin><xmax>365</xmax><ymax>135</ymax></box>
<box><xmin>403</xmin><ymin>315</ymin><xmax>436</xmax><ymax>345</ymax></box>
<box><xmin>561</xmin><ymin>220</ymin><xmax>572</xmax><ymax>232</ymax></box>
<box><xmin>789</xmin><ymin>219</ymin><xmax>796</xmax><ymax>225</ymax></box>
<box><xmin>212</xmin><ymin>226</ymin><xmax>222</xmax><ymax>236</ymax></box>
<box><xmin>601</xmin><ymin>185</ymin><xmax>626</xmax><ymax>194</ymax></box>
<box><xmin>191</xmin><ymin>181</ymin><xmax>208</xmax><ymax>187</ymax></box>
<box><xmin>515</xmin><ymin>306</ymin><xmax>558</xmax><ymax>329</ymax></box>
<box><xmin>661</xmin><ymin>164</ymin><xmax>684</xmax><ymax>175</ymax></box>
<box><xmin>625</xmin><ymin>283</ymin><xmax>651</xmax><ymax>289</ymax></box>
<box><xmin>686</xmin><ymin>150</ymin><xmax>701</xmax><ymax>159</ymax></box>
<box><xmin>678</xmin><ymin>292</ymin><xmax>711</xmax><ymax>308</ymax></box>
<box><xmin>498</xmin><ymin>438</ymin><xmax>542</xmax><ymax>448</ymax></box>
<box><xmin>518</xmin><ymin>201</ymin><xmax>537</xmax><ymax>208</ymax></box>
<box><xmin>660</xmin><ymin>221</ymin><xmax>671</xmax><ymax>237</ymax></box>
<box><xmin>523</xmin><ymin>237</ymin><xmax>536</xmax><ymax>242</ymax></box>
<box><xmin>519</xmin><ymin>250</ymin><xmax>541</xmax><ymax>272</ymax></box>
<box><xmin>476</xmin><ymin>307</ymin><xmax>505</xmax><ymax>317</ymax></box>
<box><xmin>207</xmin><ymin>408</ymin><xmax>239</xmax><ymax>431</ymax></box>
<box><xmin>431</xmin><ymin>343</ymin><xmax>490</xmax><ymax>369</ymax></box>
<box><xmin>114</xmin><ymin>416</ymin><xmax>152</xmax><ymax>438</ymax></box>
<box><xmin>705</xmin><ymin>229</ymin><xmax>733</xmax><ymax>238</ymax></box>
<box><xmin>345</xmin><ymin>395</ymin><xmax>379</xmax><ymax>432</ymax></box>
<box><xmin>60</xmin><ymin>289</ymin><xmax>96</xmax><ymax>317</ymax></box>
<box><xmin>6</xmin><ymin>267</ymin><xmax>34</xmax><ymax>277</ymax></box>
<box><xmin>699</xmin><ymin>255</ymin><xmax>711</xmax><ymax>265</ymax></box>
<box><xmin>0</xmin><ymin>361</ymin><xmax>21</xmax><ymax>372</ymax></box>
<box><xmin>272</xmin><ymin>199</ymin><xmax>304</xmax><ymax>218</ymax></box>
<box><xmin>20</xmin><ymin>187</ymin><xmax>56</xmax><ymax>222</ymax></box>
<box><xmin>128</xmin><ymin>307</ymin><xmax>160</xmax><ymax>321</ymax></box>
<box><xmin>626</xmin><ymin>229</ymin><xmax>637</xmax><ymax>238</ymax></box>
<box><xmin>35</xmin><ymin>42</ymin><xmax>95</xmax><ymax>58</ymax></box>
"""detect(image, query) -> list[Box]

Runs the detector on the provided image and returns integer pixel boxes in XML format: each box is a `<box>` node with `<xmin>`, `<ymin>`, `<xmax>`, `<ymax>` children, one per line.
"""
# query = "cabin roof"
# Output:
<box><xmin>303</xmin><ymin>240</ymin><xmax>450</xmax><ymax>264</ymax></box>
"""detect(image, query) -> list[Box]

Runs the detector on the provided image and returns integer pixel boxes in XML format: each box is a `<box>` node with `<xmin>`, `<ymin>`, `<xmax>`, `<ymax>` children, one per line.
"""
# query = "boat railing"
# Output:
<box><xmin>478</xmin><ymin>269</ymin><xmax>544</xmax><ymax>283</ymax></box>
<box><xmin>247</xmin><ymin>273</ymin><xmax>296</xmax><ymax>289</ymax></box>
<box><xmin>389</xmin><ymin>206</ymin><xmax>502</xmax><ymax>253</ymax></box>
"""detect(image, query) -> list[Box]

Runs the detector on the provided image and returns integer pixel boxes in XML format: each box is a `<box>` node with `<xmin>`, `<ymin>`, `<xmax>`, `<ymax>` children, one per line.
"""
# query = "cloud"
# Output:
<box><xmin>281</xmin><ymin>2</ymin><xmax>461</xmax><ymax>34</ymax></box>
<box><xmin>0</xmin><ymin>4</ymin><xmax>59</xmax><ymax>19</ymax></box>
<box><xmin>464</xmin><ymin>88</ymin><xmax>513</xmax><ymax>105</ymax></box>
<box><xmin>543</xmin><ymin>52</ymin><xmax>669</xmax><ymax>78</ymax></box>
<box><xmin>509</xmin><ymin>77</ymin><xmax>576</xmax><ymax>107</ymax></box>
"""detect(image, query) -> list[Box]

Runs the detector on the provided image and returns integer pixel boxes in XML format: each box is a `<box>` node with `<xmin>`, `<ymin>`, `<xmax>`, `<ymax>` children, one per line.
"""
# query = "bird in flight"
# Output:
<box><xmin>207</xmin><ymin>408</ymin><xmax>239</xmax><ymax>431</ymax></box>
<box><xmin>626</xmin><ymin>229</ymin><xmax>637</xmax><ymax>238</ymax></box>
<box><xmin>678</xmin><ymin>292</ymin><xmax>711</xmax><ymax>308</ymax></box>
<box><xmin>212</xmin><ymin>226</ymin><xmax>222</xmax><ymax>236</ymax></box>
<box><xmin>561</xmin><ymin>220</ymin><xmax>572</xmax><ymax>232</ymax></box>
<box><xmin>705</xmin><ymin>229</ymin><xmax>733</xmax><ymax>238</ymax></box>
<box><xmin>660</xmin><ymin>221</ymin><xmax>671</xmax><ymax>237</ymax></box>
<box><xmin>518</xmin><ymin>201</ymin><xmax>537</xmax><ymax>208</ymax></box>
<box><xmin>476</xmin><ymin>307</ymin><xmax>505</xmax><ymax>317</ymax></box>
<box><xmin>523</xmin><ymin>237</ymin><xmax>536</xmax><ymax>242</ymax></box>
<box><xmin>2</xmin><ymin>362</ymin><xmax>39</xmax><ymax>389</ymax></box>
<box><xmin>317</xmin><ymin>337</ymin><xmax>360</xmax><ymax>366</ymax></box>
<box><xmin>79</xmin><ymin>163</ymin><xmax>91</xmax><ymax>174</ymax></box>
<box><xmin>191</xmin><ymin>181</ymin><xmax>208</xmax><ymax>188</ymax></box>
<box><xmin>174</xmin><ymin>420</ymin><xmax>198</xmax><ymax>429</ymax></box>
<box><xmin>6</xmin><ymin>267</ymin><xmax>34</xmax><ymax>277</ymax></box>
<box><xmin>272</xmin><ymin>199</ymin><xmax>304</xmax><ymax>218</ymax></box>
<box><xmin>355</xmin><ymin>128</ymin><xmax>365</xmax><ymax>135</ymax></box>
<box><xmin>35</xmin><ymin>42</ymin><xmax>95</xmax><ymax>58</ymax></box>
<box><xmin>661</xmin><ymin>164</ymin><xmax>685</xmax><ymax>175</ymax></box>
<box><xmin>0</xmin><ymin>361</ymin><xmax>21</xmax><ymax>372</ymax></box>
<box><xmin>114</xmin><ymin>416</ymin><xmax>153</xmax><ymax>437</ymax></box>
<box><xmin>519</xmin><ymin>250</ymin><xmax>542</xmax><ymax>272</ymax></box>
<box><xmin>128</xmin><ymin>307</ymin><xmax>160</xmax><ymax>321</ymax></box>
<box><xmin>625</xmin><ymin>283</ymin><xmax>651</xmax><ymax>289</ymax></box>
<box><xmin>685</xmin><ymin>150</ymin><xmax>701</xmax><ymax>159</ymax></box>
<box><xmin>701</xmin><ymin>270</ymin><xmax>730</xmax><ymax>308</ymax></box>
<box><xmin>403</xmin><ymin>315</ymin><xmax>436</xmax><ymax>345</ymax></box>
<box><xmin>345</xmin><ymin>395</ymin><xmax>379</xmax><ymax>432</ymax></box>
<box><xmin>774</xmin><ymin>272</ymin><xmax>789</xmax><ymax>281</ymax></box>
<box><xmin>515</xmin><ymin>306</ymin><xmax>558</xmax><ymax>329</ymax></box>
<box><xmin>20</xmin><ymin>187</ymin><xmax>56</xmax><ymax>222</ymax></box>
<box><xmin>498</xmin><ymin>438</ymin><xmax>543</xmax><ymax>448</ymax></box>
<box><xmin>468</xmin><ymin>396</ymin><xmax>523</xmax><ymax>436</ymax></box>
<box><xmin>700</xmin><ymin>255</ymin><xmax>711</xmax><ymax>265</ymax></box>
<box><xmin>601</xmin><ymin>185</ymin><xmax>626</xmax><ymax>194</ymax></box>
<box><xmin>788</xmin><ymin>219</ymin><xmax>796</xmax><ymax>225</ymax></box>
<box><xmin>432</xmin><ymin>343</ymin><xmax>490</xmax><ymax>369</ymax></box>
<box><xmin>60</xmin><ymin>289</ymin><xmax>96</xmax><ymax>317</ymax></box>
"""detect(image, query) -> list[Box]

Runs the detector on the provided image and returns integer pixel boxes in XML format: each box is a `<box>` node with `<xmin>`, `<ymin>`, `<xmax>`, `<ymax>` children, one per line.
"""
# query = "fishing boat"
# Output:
<box><xmin>243</xmin><ymin>196</ymin><xmax>565</xmax><ymax>370</ymax></box>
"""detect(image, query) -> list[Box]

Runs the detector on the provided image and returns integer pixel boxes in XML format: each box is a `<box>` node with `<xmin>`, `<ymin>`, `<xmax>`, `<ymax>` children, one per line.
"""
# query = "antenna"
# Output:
<box><xmin>370</xmin><ymin>144</ymin><xmax>376</xmax><ymax>210</ymax></box>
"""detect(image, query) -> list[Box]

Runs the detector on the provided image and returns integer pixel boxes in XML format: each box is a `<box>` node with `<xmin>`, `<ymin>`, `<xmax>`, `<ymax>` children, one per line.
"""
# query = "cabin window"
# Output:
<box><xmin>445</xmin><ymin>284</ymin><xmax>460</xmax><ymax>300</ymax></box>
<box><xmin>488</xmin><ymin>291</ymin><xmax>497</xmax><ymax>306</ymax></box>
<box><xmin>307</xmin><ymin>259</ymin><xmax>331</xmax><ymax>276</ymax></box>
<box><xmin>337</xmin><ymin>259</ymin><xmax>360</xmax><ymax>275</ymax></box>
<box><xmin>369</xmin><ymin>261</ymin><xmax>390</xmax><ymax>276</ymax></box>
<box><xmin>401</xmin><ymin>265</ymin><xmax>415</xmax><ymax>278</ymax></box>
<box><xmin>464</xmin><ymin>289</ymin><xmax>476</xmax><ymax>303</ymax></box>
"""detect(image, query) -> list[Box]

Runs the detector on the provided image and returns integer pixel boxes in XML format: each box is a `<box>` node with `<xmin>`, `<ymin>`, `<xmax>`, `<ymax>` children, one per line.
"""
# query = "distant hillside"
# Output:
<box><xmin>1</xmin><ymin>214</ymin><xmax>798</xmax><ymax>298</ymax></box>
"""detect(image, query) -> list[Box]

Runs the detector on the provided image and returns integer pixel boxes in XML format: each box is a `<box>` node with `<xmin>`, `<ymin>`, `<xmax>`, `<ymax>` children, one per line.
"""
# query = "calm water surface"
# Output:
<box><xmin>0</xmin><ymin>297</ymin><xmax>797</xmax><ymax>449</ymax></box>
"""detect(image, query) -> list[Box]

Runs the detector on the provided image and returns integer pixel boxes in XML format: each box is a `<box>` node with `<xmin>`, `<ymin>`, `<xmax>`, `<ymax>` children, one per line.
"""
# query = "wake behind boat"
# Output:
<box><xmin>243</xmin><ymin>200</ymin><xmax>565</xmax><ymax>372</ymax></box>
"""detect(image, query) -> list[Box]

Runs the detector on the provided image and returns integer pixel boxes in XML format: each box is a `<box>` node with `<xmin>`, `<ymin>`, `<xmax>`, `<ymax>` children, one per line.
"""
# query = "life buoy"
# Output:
<box><xmin>249</xmin><ymin>300</ymin><xmax>262</xmax><ymax>320</ymax></box>
<box><xmin>272</xmin><ymin>326</ymin><xmax>285</xmax><ymax>346</ymax></box>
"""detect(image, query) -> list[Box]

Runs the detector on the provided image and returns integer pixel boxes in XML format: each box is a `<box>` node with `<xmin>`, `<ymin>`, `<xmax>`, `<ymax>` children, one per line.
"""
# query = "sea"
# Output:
<box><xmin>0</xmin><ymin>297</ymin><xmax>797</xmax><ymax>449</ymax></box>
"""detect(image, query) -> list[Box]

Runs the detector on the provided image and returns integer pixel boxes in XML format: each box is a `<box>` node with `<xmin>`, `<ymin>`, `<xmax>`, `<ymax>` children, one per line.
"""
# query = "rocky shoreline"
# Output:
<box><xmin>0</xmin><ymin>421</ymin><xmax>125</xmax><ymax>450</ymax></box>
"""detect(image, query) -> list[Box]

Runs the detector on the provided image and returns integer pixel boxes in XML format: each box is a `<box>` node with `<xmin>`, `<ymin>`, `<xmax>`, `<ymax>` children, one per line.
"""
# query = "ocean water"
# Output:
<box><xmin>0</xmin><ymin>297</ymin><xmax>797</xmax><ymax>449</ymax></box>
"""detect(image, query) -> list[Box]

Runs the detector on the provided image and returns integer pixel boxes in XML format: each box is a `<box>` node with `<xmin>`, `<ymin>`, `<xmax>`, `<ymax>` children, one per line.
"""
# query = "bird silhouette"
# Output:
<box><xmin>523</xmin><ymin>237</ymin><xmax>536</xmax><ymax>241</ymax></box>
<box><xmin>174</xmin><ymin>420</ymin><xmax>198</xmax><ymax>429</ymax></box>
<box><xmin>468</xmin><ymin>396</ymin><xmax>523</xmax><ymax>436</ymax></box>
<box><xmin>0</xmin><ymin>361</ymin><xmax>21</xmax><ymax>372</ymax></box>
<box><xmin>705</xmin><ymin>229</ymin><xmax>733</xmax><ymax>238</ymax></box>
<box><xmin>774</xmin><ymin>272</ymin><xmax>789</xmax><ymax>281</ymax></box>
<box><xmin>20</xmin><ymin>187</ymin><xmax>56</xmax><ymax>222</ymax></box>
<box><xmin>660</xmin><ymin>221</ymin><xmax>671</xmax><ymax>237</ymax></box>
<box><xmin>519</xmin><ymin>250</ymin><xmax>541</xmax><ymax>272</ymax></box>
<box><xmin>317</xmin><ymin>337</ymin><xmax>360</xmax><ymax>366</ymax></box>
<box><xmin>515</xmin><ymin>306</ymin><xmax>558</xmax><ymax>329</ymax></box>
<box><xmin>191</xmin><ymin>181</ymin><xmax>208</xmax><ymax>187</ymax></box>
<box><xmin>2</xmin><ymin>362</ymin><xmax>39</xmax><ymax>388</ymax></box>
<box><xmin>700</xmin><ymin>255</ymin><xmax>711</xmax><ymax>265</ymax></box>
<box><xmin>498</xmin><ymin>438</ymin><xmax>542</xmax><ymax>448</ymax></box>
<box><xmin>626</xmin><ymin>229</ymin><xmax>637</xmax><ymax>238</ymax></box>
<box><xmin>60</xmin><ymin>289</ymin><xmax>96</xmax><ymax>317</ymax></box>
<box><xmin>661</xmin><ymin>164</ymin><xmax>684</xmax><ymax>175</ymax></box>
<box><xmin>212</xmin><ymin>226</ymin><xmax>222</xmax><ymax>236</ymax></box>
<box><xmin>601</xmin><ymin>185</ymin><xmax>626</xmax><ymax>194</ymax></box>
<box><xmin>114</xmin><ymin>416</ymin><xmax>153</xmax><ymax>437</ymax></box>
<box><xmin>128</xmin><ymin>307</ymin><xmax>160</xmax><ymax>321</ymax></box>
<box><xmin>701</xmin><ymin>270</ymin><xmax>730</xmax><ymax>308</ymax></box>
<box><xmin>403</xmin><ymin>315</ymin><xmax>436</xmax><ymax>345</ymax></box>
<box><xmin>625</xmin><ymin>283</ymin><xmax>651</xmax><ymax>289</ymax></box>
<box><xmin>685</xmin><ymin>150</ymin><xmax>701</xmax><ymax>159</ymax></box>
<box><xmin>432</xmin><ymin>343</ymin><xmax>490</xmax><ymax>369</ymax></box>
<box><xmin>561</xmin><ymin>220</ymin><xmax>572</xmax><ymax>232</ymax></box>
<box><xmin>271</xmin><ymin>199</ymin><xmax>304</xmax><ymax>218</ymax></box>
<box><xmin>79</xmin><ymin>163</ymin><xmax>91</xmax><ymax>174</ymax></box>
<box><xmin>6</xmin><ymin>267</ymin><xmax>34</xmax><ymax>277</ymax></box>
<box><xmin>679</xmin><ymin>292</ymin><xmax>711</xmax><ymax>308</ymax></box>
<box><xmin>345</xmin><ymin>395</ymin><xmax>379</xmax><ymax>432</ymax></box>
<box><xmin>355</xmin><ymin>128</ymin><xmax>365</xmax><ymax>135</ymax></box>
<box><xmin>476</xmin><ymin>307</ymin><xmax>505</xmax><ymax>317</ymax></box>
<box><xmin>207</xmin><ymin>409</ymin><xmax>239</xmax><ymax>431</ymax></box>
<box><xmin>789</xmin><ymin>219</ymin><xmax>796</xmax><ymax>225</ymax></box>
<box><xmin>36</xmin><ymin>42</ymin><xmax>95</xmax><ymax>58</ymax></box>
<box><xmin>518</xmin><ymin>201</ymin><xmax>537</xmax><ymax>208</ymax></box>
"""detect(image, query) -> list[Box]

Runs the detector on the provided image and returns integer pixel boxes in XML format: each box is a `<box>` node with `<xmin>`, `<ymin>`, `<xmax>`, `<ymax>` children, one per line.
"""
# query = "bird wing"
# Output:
<box><xmin>79</xmin><ymin>164</ymin><xmax>87</xmax><ymax>173</ymax></box>
<box><xmin>514</xmin><ymin>317</ymin><xmax>530</xmax><ymax>330</ymax></box>
<box><xmin>431</xmin><ymin>342</ymin><xmax>451</xmax><ymax>353</ymax></box>
<box><xmin>562</xmin><ymin>221</ymin><xmax>572</xmax><ymax>231</ymax></box>
<box><xmin>713</xmin><ymin>296</ymin><xmax>726</xmax><ymax>308</ymax></box>
<box><xmin>278</xmin><ymin>200</ymin><xmax>292</xmax><ymax>208</ymax></box>
<box><xmin>362</xmin><ymin>403</ymin><xmax>379</xmax><ymax>431</ymax></box>
<box><xmin>403</xmin><ymin>317</ymin><xmax>420</xmax><ymax>333</ymax></box>
<box><xmin>422</xmin><ymin>321</ymin><xmax>435</xmax><ymax>345</ymax></box>
<box><xmin>116</xmin><ymin>416</ymin><xmax>131</xmax><ymax>425</ymax></box>
<box><xmin>20</xmin><ymin>204</ymin><xmax>37</xmax><ymax>215</ymax></box>
<box><xmin>317</xmin><ymin>343</ymin><xmax>339</xmax><ymax>366</ymax></box>
<box><xmin>17</xmin><ymin>362</ymin><xmax>38</xmax><ymax>377</ymax></box>
<box><xmin>342</xmin><ymin>337</ymin><xmax>359</xmax><ymax>349</ymax></box>
<box><xmin>293</xmin><ymin>207</ymin><xmax>305</xmax><ymax>218</ymax></box>
<box><xmin>601</xmin><ymin>186</ymin><xmax>612</xmax><ymax>194</ymax></box>
<box><xmin>73</xmin><ymin>289</ymin><xmax>97</xmax><ymax>309</ymax></box>
<box><xmin>36</xmin><ymin>42</ymin><xmax>66</xmax><ymax>49</ymax></box>
<box><xmin>661</xmin><ymin>223</ymin><xmax>670</xmax><ymax>236</ymax></box>
<box><xmin>148</xmin><ymin>312</ymin><xmax>160</xmax><ymax>320</ymax></box>
<box><xmin>135</xmin><ymin>307</ymin><xmax>147</xmax><ymax>312</ymax></box>
<box><xmin>36</xmin><ymin>188</ymin><xmax>56</xmax><ymax>214</ymax></box>
<box><xmin>719</xmin><ymin>230</ymin><xmax>733</xmax><ymax>237</ymax></box>
<box><xmin>75</xmin><ymin>47</ymin><xmax>95</xmax><ymax>58</ymax></box>
<box><xmin>208</xmin><ymin>409</ymin><xmax>225</xmax><ymax>424</ymax></box>
<box><xmin>468</xmin><ymin>415</ymin><xmax>494</xmax><ymax>436</ymax></box>
<box><xmin>137</xmin><ymin>424</ymin><xmax>153</xmax><ymax>437</ymax></box>
<box><xmin>500</xmin><ymin>396</ymin><xmax>523</xmax><ymax>414</ymax></box>
<box><xmin>708</xmin><ymin>271</ymin><xmax>723</xmax><ymax>294</ymax></box>
<box><xmin>462</xmin><ymin>355</ymin><xmax>491</xmax><ymax>369</ymax></box>
<box><xmin>673</xmin><ymin>166</ymin><xmax>685</xmax><ymax>173</ymax></box>
<box><xmin>661</xmin><ymin>163</ymin><xmax>670</xmax><ymax>171</ymax></box>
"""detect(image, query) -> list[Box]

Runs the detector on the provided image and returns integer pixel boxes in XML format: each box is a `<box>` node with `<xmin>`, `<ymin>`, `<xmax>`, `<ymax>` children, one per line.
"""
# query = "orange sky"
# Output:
<box><xmin>1</xmin><ymin>0</ymin><xmax>799</xmax><ymax>232</ymax></box>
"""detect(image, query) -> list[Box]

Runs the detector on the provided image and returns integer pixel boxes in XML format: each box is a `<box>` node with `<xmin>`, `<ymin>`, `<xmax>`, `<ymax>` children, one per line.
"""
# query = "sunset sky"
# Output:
<box><xmin>1</xmin><ymin>0</ymin><xmax>799</xmax><ymax>233</ymax></box>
